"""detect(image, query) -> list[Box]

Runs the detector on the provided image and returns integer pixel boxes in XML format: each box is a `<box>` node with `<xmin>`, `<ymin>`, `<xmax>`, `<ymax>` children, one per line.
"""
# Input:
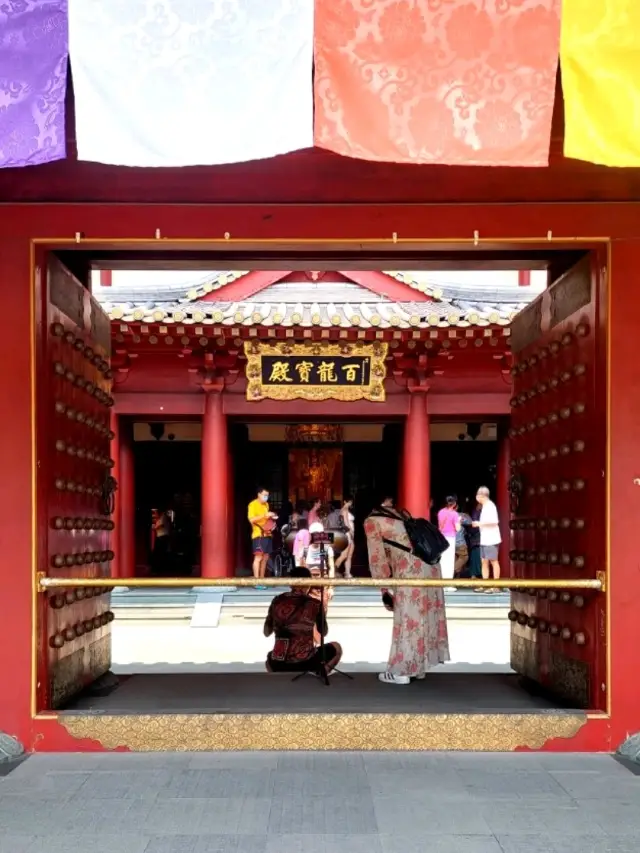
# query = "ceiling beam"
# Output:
<box><xmin>82</xmin><ymin>248</ymin><xmax>578</xmax><ymax>271</ymax></box>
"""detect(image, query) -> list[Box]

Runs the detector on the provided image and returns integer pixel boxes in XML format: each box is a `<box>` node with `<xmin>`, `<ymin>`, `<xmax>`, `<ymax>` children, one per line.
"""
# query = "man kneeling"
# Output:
<box><xmin>264</xmin><ymin>566</ymin><xmax>343</xmax><ymax>676</ymax></box>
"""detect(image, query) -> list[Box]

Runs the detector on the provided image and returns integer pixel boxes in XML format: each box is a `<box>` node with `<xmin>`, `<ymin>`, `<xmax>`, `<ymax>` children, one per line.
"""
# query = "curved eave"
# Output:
<box><xmin>178</xmin><ymin>271</ymin><xmax>444</xmax><ymax>303</ymax></box>
<box><xmin>184</xmin><ymin>270</ymin><xmax>249</xmax><ymax>301</ymax></box>
<box><xmin>105</xmin><ymin>302</ymin><xmax>516</xmax><ymax>329</ymax></box>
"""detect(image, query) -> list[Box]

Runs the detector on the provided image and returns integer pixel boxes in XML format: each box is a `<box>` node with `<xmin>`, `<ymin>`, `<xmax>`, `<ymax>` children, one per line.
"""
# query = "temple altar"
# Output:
<box><xmin>288</xmin><ymin>448</ymin><xmax>343</xmax><ymax>505</ymax></box>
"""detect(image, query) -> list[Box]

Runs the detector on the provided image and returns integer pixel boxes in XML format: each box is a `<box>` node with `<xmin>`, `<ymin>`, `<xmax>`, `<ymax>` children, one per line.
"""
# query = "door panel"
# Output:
<box><xmin>38</xmin><ymin>257</ymin><xmax>115</xmax><ymax>709</ymax></box>
<box><xmin>508</xmin><ymin>255</ymin><xmax>606</xmax><ymax>710</ymax></box>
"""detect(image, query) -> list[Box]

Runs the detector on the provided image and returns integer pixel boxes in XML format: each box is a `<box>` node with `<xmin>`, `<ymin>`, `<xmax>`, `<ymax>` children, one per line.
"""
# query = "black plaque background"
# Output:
<box><xmin>261</xmin><ymin>355</ymin><xmax>371</xmax><ymax>387</ymax></box>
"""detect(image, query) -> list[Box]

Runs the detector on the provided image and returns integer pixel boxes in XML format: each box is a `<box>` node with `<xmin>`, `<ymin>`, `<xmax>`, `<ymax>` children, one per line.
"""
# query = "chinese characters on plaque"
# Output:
<box><xmin>262</xmin><ymin>355</ymin><xmax>371</xmax><ymax>387</ymax></box>
<box><xmin>244</xmin><ymin>342</ymin><xmax>387</xmax><ymax>402</ymax></box>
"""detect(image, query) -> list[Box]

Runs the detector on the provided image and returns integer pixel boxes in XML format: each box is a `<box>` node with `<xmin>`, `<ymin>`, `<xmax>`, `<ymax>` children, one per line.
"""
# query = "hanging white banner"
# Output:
<box><xmin>69</xmin><ymin>0</ymin><xmax>314</xmax><ymax>166</ymax></box>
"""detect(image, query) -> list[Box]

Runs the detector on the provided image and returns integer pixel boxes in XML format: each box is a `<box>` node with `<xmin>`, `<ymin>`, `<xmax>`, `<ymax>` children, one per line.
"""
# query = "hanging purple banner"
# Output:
<box><xmin>0</xmin><ymin>1</ymin><xmax>68</xmax><ymax>168</ymax></box>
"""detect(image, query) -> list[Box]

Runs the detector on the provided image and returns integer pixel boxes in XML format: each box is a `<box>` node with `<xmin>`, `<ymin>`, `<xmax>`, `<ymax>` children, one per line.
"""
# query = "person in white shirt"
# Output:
<box><xmin>472</xmin><ymin>486</ymin><xmax>501</xmax><ymax>593</ymax></box>
<box><xmin>302</xmin><ymin>521</ymin><xmax>335</xmax><ymax>578</ymax></box>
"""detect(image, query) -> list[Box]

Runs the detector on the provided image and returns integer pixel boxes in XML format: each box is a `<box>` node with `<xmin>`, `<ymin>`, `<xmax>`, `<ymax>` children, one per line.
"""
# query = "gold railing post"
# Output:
<box><xmin>36</xmin><ymin>576</ymin><xmax>604</xmax><ymax>592</ymax></box>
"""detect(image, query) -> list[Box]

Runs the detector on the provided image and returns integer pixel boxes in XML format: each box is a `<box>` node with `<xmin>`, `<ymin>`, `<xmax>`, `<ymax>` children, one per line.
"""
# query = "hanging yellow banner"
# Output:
<box><xmin>561</xmin><ymin>1</ymin><xmax>640</xmax><ymax>166</ymax></box>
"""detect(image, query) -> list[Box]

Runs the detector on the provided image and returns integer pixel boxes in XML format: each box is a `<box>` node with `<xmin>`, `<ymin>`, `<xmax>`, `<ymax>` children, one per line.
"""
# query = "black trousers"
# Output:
<box><xmin>267</xmin><ymin>643</ymin><xmax>340</xmax><ymax>674</ymax></box>
<box><xmin>151</xmin><ymin>536</ymin><xmax>171</xmax><ymax>576</ymax></box>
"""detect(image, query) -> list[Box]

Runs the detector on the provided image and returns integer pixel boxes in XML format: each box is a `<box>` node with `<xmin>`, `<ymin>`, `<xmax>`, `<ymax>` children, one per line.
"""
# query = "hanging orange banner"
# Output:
<box><xmin>561</xmin><ymin>1</ymin><xmax>640</xmax><ymax>167</ymax></box>
<box><xmin>314</xmin><ymin>0</ymin><xmax>561</xmax><ymax>167</ymax></box>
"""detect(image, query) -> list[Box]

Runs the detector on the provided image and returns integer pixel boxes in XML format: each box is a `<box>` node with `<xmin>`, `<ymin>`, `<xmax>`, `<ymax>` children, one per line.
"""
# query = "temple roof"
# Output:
<box><xmin>96</xmin><ymin>270</ymin><xmax>539</xmax><ymax>329</ymax></box>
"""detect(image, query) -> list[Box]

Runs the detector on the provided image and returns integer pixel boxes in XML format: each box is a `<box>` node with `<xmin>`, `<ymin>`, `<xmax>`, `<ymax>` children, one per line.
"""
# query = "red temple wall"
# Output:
<box><xmin>113</xmin><ymin>358</ymin><xmax>512</xmax><ymax>414</ymax></box>
<box><xmin>0</xmin><ymin>202</ymin><xmax>638</xmax><ymax>752</ymax></box>
<box><xmin>0</xmin><ymin>236</ymin><xmax>35</xmax><ymax>743</ymax></box>
<box><xmin>113</xmin><ymin>393</ymin><xmax>511</xmax><ymax>418</ymax></box>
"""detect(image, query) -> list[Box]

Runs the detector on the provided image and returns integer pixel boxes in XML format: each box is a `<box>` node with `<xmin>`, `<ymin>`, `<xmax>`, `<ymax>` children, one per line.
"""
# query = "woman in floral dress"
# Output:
<box><xmin>364</xmin><ymin>509</ymin><xmax>450</xmax><ymax>685</ymax></box>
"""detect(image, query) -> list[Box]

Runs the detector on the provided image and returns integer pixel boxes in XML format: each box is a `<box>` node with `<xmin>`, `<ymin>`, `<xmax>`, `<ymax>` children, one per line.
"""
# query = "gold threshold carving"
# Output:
<box><xmin>60</xmin><ymin>712</ymin><xmax>587</xmax><ymax>752</ymax></box>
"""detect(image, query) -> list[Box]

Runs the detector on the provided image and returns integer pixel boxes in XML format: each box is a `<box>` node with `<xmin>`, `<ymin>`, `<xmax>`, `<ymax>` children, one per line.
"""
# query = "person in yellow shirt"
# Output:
<box><xmin>247</xmin><ymin>487</ymin><xmax>278</xmax><ymax>586</ymax></box>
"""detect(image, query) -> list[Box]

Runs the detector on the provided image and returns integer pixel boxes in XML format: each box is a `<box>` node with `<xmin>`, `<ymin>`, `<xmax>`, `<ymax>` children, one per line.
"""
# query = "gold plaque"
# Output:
<box><xmin>244</xmin><ymin>341</ymin><xmax>387</xmax><ymax>402</ymax></box>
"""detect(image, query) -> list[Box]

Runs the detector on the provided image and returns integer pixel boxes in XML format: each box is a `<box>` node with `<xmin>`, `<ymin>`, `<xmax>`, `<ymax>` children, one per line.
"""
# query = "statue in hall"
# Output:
<box><xmin>289</xmin><ymin>447</ymin><xmax>342</xmax><ymax>506</ymax></box>
<box><xmin>298</xmin><ymin>449</ymin><xmax>335</xmax><ymax>504</ymax></box>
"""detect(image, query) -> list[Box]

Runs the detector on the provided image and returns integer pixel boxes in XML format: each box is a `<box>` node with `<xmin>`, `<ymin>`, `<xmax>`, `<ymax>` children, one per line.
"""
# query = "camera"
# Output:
<box><xmin>310</xmin><ymin>531</ymin><xmax>334</xmax><ymax>545</ymax></box>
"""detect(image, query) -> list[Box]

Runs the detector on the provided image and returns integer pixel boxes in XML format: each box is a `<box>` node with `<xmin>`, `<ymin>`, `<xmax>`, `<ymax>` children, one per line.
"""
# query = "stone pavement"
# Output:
<box><xmin>1</xmin><ymin>751</ymin><xmax>639</xmax><ymax>852</ymax></box>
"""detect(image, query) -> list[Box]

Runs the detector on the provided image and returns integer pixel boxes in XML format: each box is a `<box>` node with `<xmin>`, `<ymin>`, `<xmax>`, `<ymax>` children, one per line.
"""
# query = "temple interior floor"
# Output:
<box><xmin>61</xmin><ymin>671</ymin><xmax>573</xmax><ymax>714</ymax></box>
<box><xmin>59</xmin><ymin>588</ymin><xmax>572</xmax><ymax>715</ymax></box>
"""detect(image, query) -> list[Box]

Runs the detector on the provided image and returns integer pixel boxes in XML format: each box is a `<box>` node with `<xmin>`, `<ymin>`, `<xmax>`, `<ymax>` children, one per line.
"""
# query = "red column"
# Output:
<box><xmin>226</xmin><ymin>441</ymin><xmax>235</xmax><ymax>576</ymax></box>
<box><xmin>119</xmin><ymin>418</ymin><xmax>136</xmax><ymax>579</ymax></box>
<box><xmin>402</xmin><ymin>389</ymin><xmax>430</xmax><ymax>517</ymax></box>
<box><xmin>201</xmin><ymin>388</ymin><xmax>231</xmax><ymax>578</ymax></box>
<box><xmin>110</xmin><ymin>411</ymin><xmax>121</xmax><ymax>578</ymax></box>
<box><xmin>496</xmin><ymin>423</ymin><xmax>511</xmax><ymax>575</ymax></box>
<box><xmin>397</xmin><ymin>439</ymin><xmax>405</xmax><ymax>509</ymax></box>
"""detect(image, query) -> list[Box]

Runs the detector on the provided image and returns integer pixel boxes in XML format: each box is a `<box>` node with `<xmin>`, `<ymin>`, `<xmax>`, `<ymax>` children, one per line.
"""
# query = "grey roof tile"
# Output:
<box><xmin>97</xmin><ymin>271</ymin><xmax>527</xmax><ymax>328</ymax></box>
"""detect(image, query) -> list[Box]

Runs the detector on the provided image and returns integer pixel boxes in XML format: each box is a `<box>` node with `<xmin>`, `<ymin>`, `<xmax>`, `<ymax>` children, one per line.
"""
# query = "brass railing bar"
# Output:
<box><xmin>37</xmin><ymin>575</ymin><xmax>603</xmax><ymax>591</ymax></box>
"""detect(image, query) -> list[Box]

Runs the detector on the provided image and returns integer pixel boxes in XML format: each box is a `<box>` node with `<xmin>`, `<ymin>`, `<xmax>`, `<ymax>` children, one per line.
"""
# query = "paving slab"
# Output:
<box><xmin>1</xmin><ymin>752</ymin><xmax>639</xmax><ymax>853</ymax></box>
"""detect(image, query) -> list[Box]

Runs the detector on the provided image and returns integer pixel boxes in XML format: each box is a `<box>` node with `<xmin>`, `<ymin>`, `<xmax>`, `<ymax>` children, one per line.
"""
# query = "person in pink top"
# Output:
<box><xmin>292</xmin><ymin>518</ymin><xmax>311</xmax><ymax>567</ymax></box>
<box><xmin>437</xmin><ymin>496</ymin><xmax>460</xmax><ymax>590</ymax></box>
<box><xmin>307</xmin><ymin>499</ymin><xmax>322</xmax><ymax>527</ymax></box>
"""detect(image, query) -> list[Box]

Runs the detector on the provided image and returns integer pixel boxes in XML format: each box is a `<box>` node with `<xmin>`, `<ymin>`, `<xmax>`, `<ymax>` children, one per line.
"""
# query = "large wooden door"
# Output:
<box><xmin>37</xmin><ymin>257</ymin><xmax>115</xmax><ymax>709</ymax></box>
<box><xmin>508</xmin><ymin>254</ymin><xmax>607</xmax><ymax>710</ymax></box>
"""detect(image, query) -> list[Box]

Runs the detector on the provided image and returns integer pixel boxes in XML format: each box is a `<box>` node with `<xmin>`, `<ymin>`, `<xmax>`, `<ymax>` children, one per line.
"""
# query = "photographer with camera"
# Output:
<box><xmin>263</xmin><ymin>565</ymin><xmax>343</xmax><ymax>677</ymax></box>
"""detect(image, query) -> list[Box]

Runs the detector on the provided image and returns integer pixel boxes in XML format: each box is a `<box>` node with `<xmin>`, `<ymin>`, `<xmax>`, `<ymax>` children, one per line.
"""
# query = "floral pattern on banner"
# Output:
<box><xmin>0</xmin><ymin>1</ymin><xmax>68</xmax><ymax>168</ymax></box>
<box><xmin>314</xmin><ymin>0</ymin><xmax>561</xmax><ymax>167</ymax></box>
<box><xmin>365</xmin><ymin>513</ymin><xmax>449</xmax><ymax>677</ymax></box>
<box><xmin>69</xmin><ymin>0</ymin><xmax>314</xmax><ymax>167</ymax></box>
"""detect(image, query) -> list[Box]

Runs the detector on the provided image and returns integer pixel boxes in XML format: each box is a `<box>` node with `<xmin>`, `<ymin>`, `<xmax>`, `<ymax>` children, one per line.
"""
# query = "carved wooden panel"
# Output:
<box><xmin>508</xmin><ymin>256</ymin><xmax>606</xmax><ymax>710</ymax></box>
<box><xmin>510</xmin><ymin>299</ymin><xmax>542</xmax><ymax>354</ymax></box>
<box><xmin>39</xmin><ymin>258</ymin><xmax>116</xmax><ymax>709</ymax></box>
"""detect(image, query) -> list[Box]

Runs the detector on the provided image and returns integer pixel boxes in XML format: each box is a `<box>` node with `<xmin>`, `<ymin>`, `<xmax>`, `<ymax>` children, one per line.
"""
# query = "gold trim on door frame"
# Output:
<box><xmin>28</xmin><ymin>235</ymin><xmax>613</xmax><ymax>725</ymax></box>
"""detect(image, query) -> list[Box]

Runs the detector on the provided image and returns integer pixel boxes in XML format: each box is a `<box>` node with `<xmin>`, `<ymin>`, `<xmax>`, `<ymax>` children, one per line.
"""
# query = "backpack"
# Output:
<box><xmin>371</xmin><ymin>507</ymin><xmax>450</xmax><ymax>565</ymax></box>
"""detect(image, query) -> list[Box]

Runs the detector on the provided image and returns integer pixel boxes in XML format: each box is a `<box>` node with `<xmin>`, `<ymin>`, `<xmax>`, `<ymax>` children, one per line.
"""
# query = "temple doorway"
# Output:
<box><xmin>430</xmin><ymin>421</ymin><xmax>500</xmax><ymax>521</ymax></box>
<box><xmin>131</xmin><ymin>420</ymin><xmax>202</xmax><ymax>576</ymax></box>
<box><xmin>127</xmin><ymin>417</ymin><xmax>502</xmax><ymax>577</ymax></box>
<box><xmin>33</xmin><ymin>244</ymin><xmax>607</xmax><ymax>744</ymax></box>
<box><xmin>231</xmin><ymin>421</ymin><xmax>401</xmax><ymax>573</ymax></box>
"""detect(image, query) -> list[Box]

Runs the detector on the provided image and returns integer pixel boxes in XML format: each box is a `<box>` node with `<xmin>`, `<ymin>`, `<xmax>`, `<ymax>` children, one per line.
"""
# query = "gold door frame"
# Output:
<box><xmin>28</xmin><ymin>236</ymin><xmax>610</xmax><ymax>753</ymax></box>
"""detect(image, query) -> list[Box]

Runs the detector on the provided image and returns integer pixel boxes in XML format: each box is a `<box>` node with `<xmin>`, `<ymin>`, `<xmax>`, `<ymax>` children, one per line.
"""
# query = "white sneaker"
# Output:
<box><xmin>414</xmin><ymin>673</ymin><xmax>426</xmax><ymax>680</ymax></box>
<box><xmin>378</xmin><ymin>672</ymin><xmax>410</xmax><ymax>685</ymax></box>
<box><xmin>445</xmin><ymin>586</ymin><xmax>457</xmax><ymax>592</ymax></box>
